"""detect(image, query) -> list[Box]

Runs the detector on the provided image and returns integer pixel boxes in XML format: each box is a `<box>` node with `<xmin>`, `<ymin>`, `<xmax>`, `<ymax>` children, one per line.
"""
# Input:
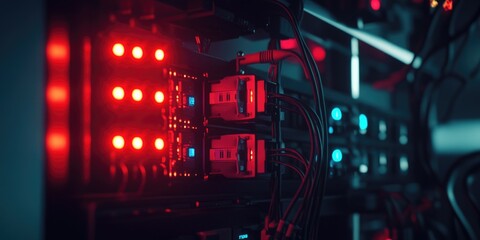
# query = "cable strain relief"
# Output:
<box><xmin>260</xmin><ymin>50</ymin><xmax>275</xmax><ymax>63</ymax></box>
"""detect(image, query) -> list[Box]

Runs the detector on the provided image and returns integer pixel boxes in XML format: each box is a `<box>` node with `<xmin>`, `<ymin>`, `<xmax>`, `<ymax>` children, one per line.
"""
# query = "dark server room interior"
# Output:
<box><xmin>1</xmin><ymin>0</ymin><xmax>480</xmax><ymax>239</ymax></box>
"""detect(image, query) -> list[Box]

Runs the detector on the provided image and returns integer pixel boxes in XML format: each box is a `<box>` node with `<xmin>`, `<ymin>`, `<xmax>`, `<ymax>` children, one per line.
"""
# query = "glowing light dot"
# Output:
<box><xmin>331</xmin><ymin>107</ymin><xmax>342</xmax><ymax>121</ymax></box>
<box><xmin>332</xmin><ymin>149</ymin><xmax>343</xmax><ymax>162</ymax></box>
<box><xmin>155</xmin><ymin>138</ymin><xmax>165</xmax><ymax>150</ymax></box>
<box><xmin>132</xmin><ymin>46</ymin><xmax>143</xmax><ymax>59</ymax></box>
<box><xmin>112</xmin><ymin>86</ymin><xmax>125</xmax><ymax>100</ymax></box>
<box><xmin>443</xmin><ymin>0</ymin><xmax>452</xmax><ymax>11</ymax></box>
<box><xmin>155</xmin><ymin>49</ymin><xmax>165</xmax><ymax>61</ymax></box>
<box><xmin>312</xmin><ymin>46</ymin><xmax>326</xmax><ymax>61</ymax></box>
<box><xmin>188</xmin><ymin>96</ymin><xmax>195</xmax><ymax>107</ymax></box>
<box><xmin>47</xmin><ymin>133</ymin><xmax>67</xmax><ymax>150</ymax></box>
<box><xmin>132</xmin><ymin>137</ymin><xmax>143</xmax><ymax>150</ymax></box>
<box><xmin>112</xmin><ymin>136</ymin><xmax>125</xmax><ymax>149</ymax></box>
<box><xmin>359</xmin><ymin>114</ymin><xmax>368</xmax><ymax>131</ymax></box>
<box><xmin>47</xmin><ymin>86</ymin><xmax>67</xmax><ymax>103</ymax></box>
<box><xmin>112</xmin><ymin>43</ymin><xmax>125</xmax><ymax>57</ymax></box>
<box><xmin>359</xmin><ymin>164</ymin><xmax>368</xmax><ymax>173</ymax></box>
<box><xmin>155</xmin><ymin>91</ymin><xmax>165</xmax><ymax>103</ymax></box>
<box><xmin>188</xmin><ymin>148</ymin><xmax>195</xmax><ymax>157</ymax></box>
<box><xmin>370</xmin><ymin>0</ymin><xmax>381</xmax><ymax>11</ymax></box>
<box><xmin>132</xmin><ymin>89</ymin><xmax>143</xmax><ymax>101</ymax></box>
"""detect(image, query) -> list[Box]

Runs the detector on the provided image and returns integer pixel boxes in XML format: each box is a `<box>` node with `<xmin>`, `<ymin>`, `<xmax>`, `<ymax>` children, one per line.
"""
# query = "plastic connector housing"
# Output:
<box><xmin>209</xmin><ymin>134</ymin><xmax>265</xmax><ymax>178</ymax></box>
<box><xmin>209</xmin><ymin>75</ymin><xmax>265</xmax><ymax>121</ymax></box>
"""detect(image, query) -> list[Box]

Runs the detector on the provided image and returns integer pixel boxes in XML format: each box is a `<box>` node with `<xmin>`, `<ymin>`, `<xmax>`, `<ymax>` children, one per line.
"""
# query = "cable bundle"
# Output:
<box><xmin>237</xmin><ymin>0</ymin><xmax>329</xmax><ymax>238</ymax></box>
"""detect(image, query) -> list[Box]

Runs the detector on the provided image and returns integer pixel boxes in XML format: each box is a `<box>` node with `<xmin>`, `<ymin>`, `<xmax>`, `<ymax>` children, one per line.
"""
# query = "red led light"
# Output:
<box><xmin>370</xmin><ymin>0</ymin><xmax>381</xmax><ymax>11</ymax></box>
<box><xmin>250</xmin><ymin>90</ymin><xmax>254</xmax><ymax>103</ymax></box>
<box><xmin>132</xmin><ymin>137</ymin><xmax>143</xmax><ymax>150</ymax></box>
<box><xmin>47</xmin><ymin>85</ymin><xmax>68</xmax><ymax>103</ymax></box>
<box><xmin>132</xmin><ymin>46</ymin><xmax>143</xmax><ymax>59</ymax></box>
<box><xmin>47</xmin><ymin>132</ymin><xmax>68</xmax><ymax>151</ymax></box>
<box><xmin>155</xmin><ymin>91</ymin><xmax>165</xmax><ymax>103</ymax></box>
<box><xmin>112</xmin><ymin>135</ymin><xmax>125</xmax><ymax>149</ymax></box>
<box><xmin>155</xmin><ymin>138</ymin><xmax>165</xmax><ymax>150</ymax></box>
<box><xmin>155</xmin><ymin>49</ymin><xmax>165</xmax><ymax>61</ymax></box>
<box><xmin>443</xmin><ymin>0</ymin><xmax>453</xmax><ymax>11</ymax></box>
<box><xmin>112</xmin><ymin>43</ymin><xmax>125</xmax><ymax>57</ymax></box>
<box><xmin>112</xmin><ymin>86</ymin><xmax>125</xmax><ymax>100</ymax></box>
<box><xmin>47</xmin><ymin>43</ymin><xmax>68</xmax><ymax>60</ymax></box>
<box><xmin>132</xmin><ymin>89</ymin><xmax>143</xmax><ymax>101</ymax></box>
<box><xmin>280</xmin><ymin>38</ymin><xmax>298</xmax><ymax>50</ymax></box>
<box><xmin>312</xmin><ymin>46</ymin><xmax>326</xmax><ymax>61</ymax></box>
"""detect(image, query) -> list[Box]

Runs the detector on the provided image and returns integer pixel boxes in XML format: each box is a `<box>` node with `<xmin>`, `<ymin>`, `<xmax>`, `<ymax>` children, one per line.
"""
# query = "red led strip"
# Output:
<box><xmin>83</xmin><ymin>37</ymin><xmax>92</xmax><ymax>184</ymax></box>
<box><xmin>46</xmin><ymin>23</ymin><xmax>70</xmax><ymax>185</ymax></box>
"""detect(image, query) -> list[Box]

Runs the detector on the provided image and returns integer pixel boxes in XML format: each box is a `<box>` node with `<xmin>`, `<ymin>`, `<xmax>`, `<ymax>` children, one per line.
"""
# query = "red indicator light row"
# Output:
<box><xmin>112</xmin><ymin>87</ymin><xmax>164</xmax><ymax>103</ymax></box>
<box><xmin>111</xmin><ymin>43</ymin><xmax>165</xmax><ymax>61</ymax></box>
<box><xmin>112</xmin><ymin>136</ymin><xmax>165</xmax><ymax>150</ymax></box>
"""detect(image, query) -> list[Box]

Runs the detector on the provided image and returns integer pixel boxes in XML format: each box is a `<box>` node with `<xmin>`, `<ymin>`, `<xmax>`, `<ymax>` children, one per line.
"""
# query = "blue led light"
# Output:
<box><xmin>359</xmin><ymin>114</ymin><xmax>368</xmax><ymax>130</ymax></box>
<box><xmin>331</xmin><ymin>107</ymin><xmax>342</xmax><ymax>121</ymax></box>
<box><xmin>328</xmin><ymin>126</ymin><xmax>334</xmax><ymax>134</ymax></box>
<box><xmin>239</xmin><ymin>234</ymin><xmax>249</xmax><ymax>240</ymax></box>
<box><xmin>188</xmin><ymin>147</ymin><xmax>195</xmax><ymax>157</ymax></box>
<box><xmin>332</xmin><ymin>149</ymin><xmax>343</xmax><ymax>162</ymax></box>
<box><xmin>188</xmin><ymin>96</ymin><xmax>195</xmax><ymax>107</ymax></box>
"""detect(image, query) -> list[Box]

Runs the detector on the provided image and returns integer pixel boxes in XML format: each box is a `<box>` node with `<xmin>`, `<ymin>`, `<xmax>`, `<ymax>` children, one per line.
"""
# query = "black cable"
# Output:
<box><xmin>270</xmin><ymin>159</ymin><xmax>305</xmax><ymax>178</ymax></box>
<box><xmin>262</xmin><ymin>1</ymin><xmax>328</xmax><ymax>238</ymax></box>
<box><xmin>270</xmin><ymin>149</ymin><xmax>308</xmax><ymax>169</ymax></box>
<box><xmin>270</xmin><ymin>94</ymin><xmax>321</xmax><ymax>239</ymax></box>
<box><xmin>272</xmin><ymin>94</ymin><xmax>326</xmax><ymax>239</ymax></box>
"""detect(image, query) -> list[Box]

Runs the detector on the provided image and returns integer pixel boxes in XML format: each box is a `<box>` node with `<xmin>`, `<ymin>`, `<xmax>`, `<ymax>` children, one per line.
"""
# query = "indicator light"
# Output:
<box><xmin>332</xmin><ymin>149</ymin><xmax>343</xmax><ymax>162</ymax></box>
<box><xmin>47</xmin><ymin>86</ymin><xmax>68</xmax><ymax>103</ymax></box>
<box><xmin>132</xmin><ymin>89</ymin><xmax>143</xmax><ymax>101</ymax></box>
<box><xmin>132</xmin><ymin>46</ymin><xmax>143</xmax><ymax>59</ymax></box>
<box><xmin>238</xmin><ymin>234</ymin><xmax>249</xmax><ymax>240</ymax></box>
<box><xmin>112</xmin><ymin>43</ymin><xmax>125</xmax><ymax>57</ymax></box>
<box><xmin>155</xmin><ymin>138</ymin><xmax>165</xmax><ymax>150</ymax></box>
<box><xmin>331</xmin><ymin>107</ymin><xmax>342</xmax><ymax>121</ymax></box>
<box><xmin>112</xmin><ymin>135</ymin><xmax>125</xmax><ymax>149</ymax></box>
<box><xmin>359</xmin><ymin>114</ymin><xmax>368</xmax><ymax>132</ymax></box>
<box><xmin>155</xmin><ymin>49</ymin><xmax>165</xmax><ymax>61</ymax></box>
<box><xmin>188</xmin><ymin>148</ymin><xmax>195</xmax><ymax>157</ymax></box>
<box><xmin>112</xmin><ymin>86</ymin><xmax>125</xmax><ymax>100</ymax></box>
<box><xmin>312</xmin><ymin>46</ymin><xmax>326</xmax><ymax>61</ymax></box>
<box><xmin>155</xmin><ymin>91</ymin><xmax>165</xmax><ymax>103</ymax></box>
<box><xmin>443</xmin><ymin>0</ymin><xmax>453</xmax><ymax>11</ymax></box>
<box><xmin>328</xmin><ymin>126</ymin><xmax>334</xmax><ymax>134</ymax></box>
<box><xmin>188</xmin><ymin>96</ymin><xmax>195</xmax><ymax>107</ymax></box>
<box><xmin>132</xmin><ymin>137</ymin><xmax>143</xmax><ymax>150</ymax></box>
<box><xmin>48</xmin><ymin>133</ymin><xmax>68</xmax><ymax>150</ymax></box>
<box><xmin>359</xmin><ymin>164</ymin><xmax>368</xmax><ymax>173</ymax></box>
<box><xmin>400</xmin><ymin>156</ymin><xmax>409</xmax><ymax>172</ymax></box>
<box><xmin>370</xmin><ymin>0</ymin><xmax>381</xmax><ymax>11</ymax></box>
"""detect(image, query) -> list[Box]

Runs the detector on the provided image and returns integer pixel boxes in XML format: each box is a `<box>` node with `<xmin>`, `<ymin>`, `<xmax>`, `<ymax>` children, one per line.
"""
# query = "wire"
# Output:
<box><xmin>270</xmin><ymin>149</ymin><xmax>308</xmax><ymax>170</ymax></box>
<box><xmin>270</xmin><ymin>159</ymin><xmax>305</xmax><ymax>178</ymax></box>
<box><xmin>236</xmin><ymin>1</ymin><xmax>329</xmax><ymax>238</ymax></box>
<box><xmin>270</xmin><ymin>94</ymin><xmax>325</xmax><ymax>239</ymax></box>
